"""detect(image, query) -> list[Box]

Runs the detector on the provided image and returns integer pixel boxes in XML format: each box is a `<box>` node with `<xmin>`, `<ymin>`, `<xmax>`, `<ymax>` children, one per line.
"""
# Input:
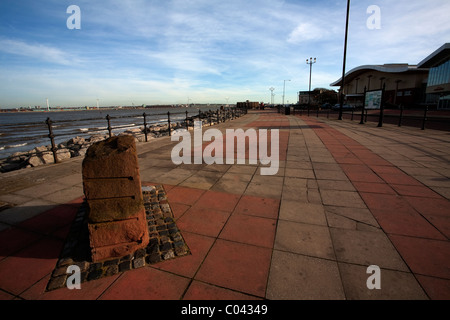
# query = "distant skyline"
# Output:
<box><xmin>1</xmin><ymin>0</ymin><xmax>450</xmax><ymax>108</ymax></box>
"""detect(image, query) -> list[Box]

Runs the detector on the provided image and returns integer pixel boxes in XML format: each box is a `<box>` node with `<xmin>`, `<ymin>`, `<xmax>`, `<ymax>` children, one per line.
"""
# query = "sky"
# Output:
<box><xmin>1</xmin><ymin>0</ymin><xmax>450</xmax><ymax>108</ymax></box>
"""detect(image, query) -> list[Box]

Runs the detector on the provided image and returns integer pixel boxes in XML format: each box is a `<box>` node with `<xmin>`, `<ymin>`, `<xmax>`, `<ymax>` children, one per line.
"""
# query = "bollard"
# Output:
<box><xmin>360</xmin><ymin>87</ymin><xmax>366</xmax><ymax>125</ymax></box>
<box><xmin>45</xmin><ymin>117</ymin><xmax>59</xmax><ymax>164</ymax></box>
<box><xmin>377</xmin><ymin>84</ymin><xmax>386</xmax><ymax>127</ymax></box>
<box><xmin>398</xmin><ymin>105</ymin><xmax>403</xmax><ymax>127</ymax></box>
<box><xmin>143</xmin><ymin>112</ymin><xmax>148</xmax><ymax>142</ymax></box>
<box><xmin>106</xmin><ymin>115</ymin><xmax>112</xmax><ymax>138</ymax></box>
<box><xmin>422</xmin><ymin>106</ymin><xmax>428</xmax><ymax>130</ymax></box>
<box><xmin>168</xmin><ymin>111</ymin><xmax>172</xmax><ymax>136</ymax></box>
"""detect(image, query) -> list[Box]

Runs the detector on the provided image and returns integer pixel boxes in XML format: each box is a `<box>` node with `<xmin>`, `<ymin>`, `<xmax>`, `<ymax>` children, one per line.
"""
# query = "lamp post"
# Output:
<box><xmin>306</xmin><ymin>57</ymin><xmax>317</xmax><ymax>116</ymax></box>
<box><xmin>283</xmin><ymin>80</ymin><xmax>290</xmax><ymax>107</ymax></box>
<box><xmin>338</xmin><ymin>0</ymin><xmax>351</xmax><ymax>120</ymax></box>
<box><xmin>269</xmin><ymin>87</ymin><xmax>275</xmax><ymax>105</ymax></box>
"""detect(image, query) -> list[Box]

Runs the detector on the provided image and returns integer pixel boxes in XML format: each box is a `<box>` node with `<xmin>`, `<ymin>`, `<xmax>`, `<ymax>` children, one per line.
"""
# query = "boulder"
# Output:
<box><xmin>34</xmin><ymin>146</ymin><xmax>49</xmax><ymax>154</ymax></box>
<box><xmin>56</xmin><ymin>149</ymin><xmax>71</xmax><ymax>161</ymax></box>
<box><xmin>28</xmin><ymin>155</ymin><xmax>44</xmax><ymax>167</ymax></box>
<box><xmin>41</xmin><ymin>152</ymin><xmax>55</xmax><ymax>164</ymax></box>
<box><xmin>68</xmin><ymin>136</ymin><xmax>86</xmax><ymax>146</ymax></box>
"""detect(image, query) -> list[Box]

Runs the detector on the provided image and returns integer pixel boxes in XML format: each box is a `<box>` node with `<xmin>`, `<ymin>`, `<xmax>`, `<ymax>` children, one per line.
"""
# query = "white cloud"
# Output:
<box><xmin>287</xmin><ymin>22</ymin><xmax>333</xmax><ymax>43</ymax></box>
<box><xmin>0</xmin><ymin>39</ymin><xmax>80</xmax><ymax>66</ymax></box>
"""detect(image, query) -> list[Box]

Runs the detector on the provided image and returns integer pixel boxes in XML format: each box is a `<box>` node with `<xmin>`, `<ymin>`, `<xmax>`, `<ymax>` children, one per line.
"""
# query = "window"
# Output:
<box><xmin>429</xmin><ymin>59</ymin><xmax>450</xmax><ymax>87</ymax></box>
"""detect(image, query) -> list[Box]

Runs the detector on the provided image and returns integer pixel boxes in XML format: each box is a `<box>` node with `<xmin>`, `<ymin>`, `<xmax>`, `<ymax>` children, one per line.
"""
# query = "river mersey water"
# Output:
<box><xmin>0</xmin><ymin>106</ymin><xmax>220</xmax><ymax>160</ymax></box>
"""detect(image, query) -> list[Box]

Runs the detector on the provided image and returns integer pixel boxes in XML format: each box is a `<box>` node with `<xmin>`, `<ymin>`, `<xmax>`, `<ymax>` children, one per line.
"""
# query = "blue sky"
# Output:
<box><xmin>1</xmin><ymin>0</ymin><xmax>450</xmax><ymax>108</ymax></box>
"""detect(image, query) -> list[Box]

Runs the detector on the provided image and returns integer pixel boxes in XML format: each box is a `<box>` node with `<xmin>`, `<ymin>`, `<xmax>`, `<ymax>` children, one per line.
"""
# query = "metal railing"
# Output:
<box><xmin>1</xmin><ymin>107</ymin><xmax>247</xmax><ymax>172</ymax></box>
<box><xmin>292</xmin><ymin>106</ymin><xmax>450</xmax><ymax>131</ymax></box>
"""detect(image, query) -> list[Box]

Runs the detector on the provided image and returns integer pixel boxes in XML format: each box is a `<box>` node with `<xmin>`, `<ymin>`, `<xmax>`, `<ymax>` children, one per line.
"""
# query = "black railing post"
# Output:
<box><xmin>106</xmin><ymin>115</ymin><xmax>112</xmax><ymax>137</ymax></box>
<box><xmin>45</xmin><ymin>117</ymin><xmax>59</xmax><ymax>164</ymax></box>
<box><xmin>143</xmin><ymin>112</ymin><xmax>148</xmax><ymax>142</ymax></box>
<box><xmin>168</xmin><ymin>111</ymin><xmax>172</xmax><ymax>136</ymax></box>
<box><xmin>209</xmin><ymin>110</ymin><xmax>212</xmax><ymax>126</ymax></box>
<box><xmin>422</xmin><ymin>106</ymin><xmax>428</xmax><ymax>130</ymax></box>
<box><xmin>185</xmin><ymin>110</ymin><xmax>189</xmax><ymax>130</ymax></box>
<box><xmin>360</xmin><ymin>87</ymin><xmax>366</xmax><ymax>125</ymax></box>
<box><xmin>377</xmin><ymin>83</ymin><xmax>386</xmax><ymax>128</ymax></box>
<box><xmin>398</xmin><ymin>105</ymin><xmax>403</xmax><ymax>127</ymax></box>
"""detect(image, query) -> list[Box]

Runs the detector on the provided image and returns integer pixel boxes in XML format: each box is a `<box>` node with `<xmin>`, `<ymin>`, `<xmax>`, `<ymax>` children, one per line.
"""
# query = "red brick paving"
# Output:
<box><xmin>0</xmin><ymin>181</ymin><xmax>278</xmax><ymax>300</ymax></box>
<box><xmin>194</xmin><ymin>239</ymin><xmax>272</xmax><ymax>298</ymax></box>
<box><xmin>302</xmin><ymin>116</ymin><xmax>450</xmax><ymax>299</ymax></box>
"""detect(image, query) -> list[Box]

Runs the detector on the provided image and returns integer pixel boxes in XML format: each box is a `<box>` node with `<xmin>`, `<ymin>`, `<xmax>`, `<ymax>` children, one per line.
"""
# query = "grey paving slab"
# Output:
<box><xmin>338</xmin><ymin>262</ymin><xmax>428</xmax><ymax>300</ymax></box>
<box><xmin>267</xmin><ymin>250</ymin><xmax>345</xmax><ymax>300</ymax></box>
<box><xmin>40</xmin><ymin>185</ymin><xmax>84</xmax><ymax>204</ymax></box>
<box><xmin>324</xmin><ymin>206</ymin><xmax>380</xmax><ymax>228</ymax></box>
<box><xmin>13</xmin><ymin>182</ymin><xmax>70</xmax><ymax>199</ymax></box>
<box><xmin>244</xmin><ymin>175</ymin><xmax>284</xmax><ymax>199</ymax></box>
<box><xmin>0</xmin><ymin>193</ymin><xmax>34</xmax><ymax>206</ymax></box>
<box><xmin>279</xmin><ymin>201</ymin><xmax>327</xmax><ymax>226</ymax></box>
<box><xmin>274</xmin><ymin>220</ymin><xmax>335</xmax><ymax>260</ymax></box>
<box><xmin>320</xmin><ymin>190</ymin><xmax>367</xmax><ymax>208</ymax></box>
<box><xmin>314</xmin><ymin>170</ymin><xmax>349</xmax><ymax>181</ymax></box>
<box><xmin>317</xmin><ymin>180</ymin><xmax>356</xmax><ymax>191</ymax></box>
<box><xmin>330</xmin><ymin>228</ymin><xmax>409</xmax><ymax>272</ymax></box>
<box><xmin>180</xmin><ymin>170</ymin><xmax>224</xmax><ymax>190</ymax></box>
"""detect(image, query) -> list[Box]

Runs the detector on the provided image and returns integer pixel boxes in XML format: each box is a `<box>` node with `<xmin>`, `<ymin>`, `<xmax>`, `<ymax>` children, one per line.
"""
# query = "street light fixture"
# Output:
<box><xmin>283</xmin><ymin>80</ymin><xmax>290</xmax><ymax>107</ymax></box>
<box><xmin>306</xmin><ymin>57</ymin><xmax>317</xmax><ymax>116</ymax></box>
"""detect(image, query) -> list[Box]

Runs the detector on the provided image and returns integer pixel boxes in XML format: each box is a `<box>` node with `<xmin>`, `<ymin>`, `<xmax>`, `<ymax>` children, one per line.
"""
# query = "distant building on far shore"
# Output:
<box><xmin>330</xmin><ymin>43</ymin><xmax>450</xmax><ymax>110</ymax></box>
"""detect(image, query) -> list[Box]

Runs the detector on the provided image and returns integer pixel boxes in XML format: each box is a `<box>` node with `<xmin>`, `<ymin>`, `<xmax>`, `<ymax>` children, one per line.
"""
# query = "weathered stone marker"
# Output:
<box><xmin>82</xmin><ymin>135</ymin><xmax>149</xmax><ymax>262</ymax></box>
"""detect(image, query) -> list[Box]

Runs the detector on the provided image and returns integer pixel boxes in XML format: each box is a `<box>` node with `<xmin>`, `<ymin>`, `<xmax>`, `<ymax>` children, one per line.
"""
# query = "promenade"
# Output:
<box><xmin>0</xmin><ymin>109</ymin><xmax>449</xmax><ymax>300</ymax></box>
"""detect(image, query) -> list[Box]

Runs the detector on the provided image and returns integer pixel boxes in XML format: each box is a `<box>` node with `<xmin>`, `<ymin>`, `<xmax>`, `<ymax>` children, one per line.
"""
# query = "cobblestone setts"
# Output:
<box><xmin>46</xmin><ymin>185</ymin><xmax>190</xmax><ymax>291</ymax></box>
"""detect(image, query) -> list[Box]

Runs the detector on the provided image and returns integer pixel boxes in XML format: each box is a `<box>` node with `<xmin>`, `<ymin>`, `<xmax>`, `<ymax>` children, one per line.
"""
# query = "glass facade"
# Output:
<box><xmin>438</xmin><ymin>94</ymin><xmax>450</xmax><ymax>110</ymax></box>
<box><xmin>428</xmin><ymin>59</ymin><xmax>450</xmax><ymax>87</ymax></box>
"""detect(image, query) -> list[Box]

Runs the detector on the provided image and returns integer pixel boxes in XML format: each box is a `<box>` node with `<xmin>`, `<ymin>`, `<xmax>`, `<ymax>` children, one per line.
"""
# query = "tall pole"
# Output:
<box><xmin>339</xmin><ymin>0</ymin><xmax>351</xmax><ymax>120</ymax></box>
<box><xmin>269</xmin><ymin>87</ymin><xmax>275</xmax><ymax>105</ymax></box>
<box><xmin>283</xmin><ymin>80</ymin><xmax>290</xmax><ymax>107</ymax></box>
<box><xmin>307</xmin><ymin>57</ymin><xmax>316</xmax><ymax>116</ymax></box>
<box><xmin>46</xmin><ymin>98</ymin><xmax>49</xmax><ymax>112</ymax></box>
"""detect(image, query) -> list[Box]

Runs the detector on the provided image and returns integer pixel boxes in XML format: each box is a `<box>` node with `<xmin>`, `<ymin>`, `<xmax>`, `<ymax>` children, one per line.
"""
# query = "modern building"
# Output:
<box><xmin>298</xmin><ymin>89</ymin><xmax>338</xmax><ymax>106</ymax></box>
<box><xmin>330</xmin><ymin>43</ymin><xmax>450</xmax><ymax>109</ymax></box>
<box><xmin>417</xmin><ymin>43</ymin><xmax>450</xmax><ymax>110</ymax></box>
<box><xmin>298</xmin><ymin>91</ymin><xmax>315</xmax><ymax>105</ymax></box>
<box><xmin>330</xmin><ymin>64</ymin><xmax>429</xmax><ymax>108</ymax></box>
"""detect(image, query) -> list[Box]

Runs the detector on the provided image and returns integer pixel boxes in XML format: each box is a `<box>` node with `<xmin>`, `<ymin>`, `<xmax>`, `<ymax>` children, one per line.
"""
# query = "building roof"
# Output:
<box><xmin>330</xmin><ymin>64</ymin><xmax>427</xmax><ymax>87</ymax></box>
<box><xmin>417</xmin><ymin>43</ymin><xmax>450</xmax><ymax>68</ymax></box>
